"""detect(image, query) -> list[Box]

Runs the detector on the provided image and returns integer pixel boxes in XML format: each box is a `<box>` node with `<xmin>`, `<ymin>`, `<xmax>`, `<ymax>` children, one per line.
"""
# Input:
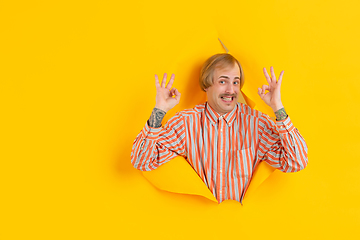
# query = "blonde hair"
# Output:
<box><xmin>199</xmin><ymin>53</ymin><xmax>244</xmax><ymax>91</ymax></box>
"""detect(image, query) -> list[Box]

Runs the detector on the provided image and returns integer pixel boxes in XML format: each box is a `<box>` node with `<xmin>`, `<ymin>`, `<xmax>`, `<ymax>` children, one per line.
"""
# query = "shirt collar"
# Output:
<box><xmin>205</xmin><ymin>102</ymin><xmax>238</xmax><ymax>126</ymax></box>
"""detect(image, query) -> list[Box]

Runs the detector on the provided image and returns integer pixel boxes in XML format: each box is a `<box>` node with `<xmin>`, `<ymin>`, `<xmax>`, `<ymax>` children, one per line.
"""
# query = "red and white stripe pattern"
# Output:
<box><xmin>131</xmin><ymin>102</ymin><xmax>308</xmax><ymax>203</ymax></box>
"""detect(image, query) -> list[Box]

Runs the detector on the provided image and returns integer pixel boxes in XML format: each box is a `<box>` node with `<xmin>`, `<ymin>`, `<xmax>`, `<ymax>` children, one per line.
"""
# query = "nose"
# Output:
<box><xmin>225</xmin><ymin>83</ymin><xmax>235</xmax><ymax>94</ymax></box>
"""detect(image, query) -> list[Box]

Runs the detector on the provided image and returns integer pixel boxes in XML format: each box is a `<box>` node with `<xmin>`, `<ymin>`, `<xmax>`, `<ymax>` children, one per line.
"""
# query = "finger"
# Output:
<box><xmin>270</xmin><ymin>66</ymin><xmax>276</xmax><ymax>82</ymax></box>
<box><xmin>258</xmin><ymin>88</ymin><xmax>265</xmax><ymax>99</ymax></box>
<box><xmin>155</xmin><ymin>74</ymin><xmax>160</xmax><ymax>88</ymax></box>
<box><xmin>174</xmin><ymin>88</ymin><xmax>181</xmax><ymax>102</ymax></box>
<box><xmin>277</xmin><ymin>70</ymin><xmax>284</xmax><ymax>85</ymax></box>
<box><xmin>170</xmin><ymin>88</ymin><xmax>176</xmax><ymax>96</ymax></box>
<box><xmin>161</xmin><ymin>73</ymin><xmax>167</xmax><ymax>88</ymax></box>
<box><xmin>263</xmin><ymin>68</ymin><xmax>271</xmax><ymax>84</ymax></box>
<box><xmin>166</xmin><ymin>74</ymin><xmax>175</xmax><ymax>89</ymax></box>
<box><xmin>262</xmin><ymin>84</ymin><xmax>270</xmax><ymax>93</ymax></box>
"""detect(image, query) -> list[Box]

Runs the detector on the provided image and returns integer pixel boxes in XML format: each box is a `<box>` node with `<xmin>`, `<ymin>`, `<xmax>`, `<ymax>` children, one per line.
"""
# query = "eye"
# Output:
<box><xmin>233</xmin><ymin>81</ymin><xmax>240</xmax><ymax>85</ymax></box>
<box><xmin>219</xmin><ymin>80</ymin><xmax>225</xmax><ymax>84</ymax></box>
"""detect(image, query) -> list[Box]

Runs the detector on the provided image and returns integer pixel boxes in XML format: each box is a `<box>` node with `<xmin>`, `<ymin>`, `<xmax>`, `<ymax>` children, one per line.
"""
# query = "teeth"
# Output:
<box><xmin>222</xmin><ymin>97</ymin><xmax>232</xmax><ymax>101</ymax></box>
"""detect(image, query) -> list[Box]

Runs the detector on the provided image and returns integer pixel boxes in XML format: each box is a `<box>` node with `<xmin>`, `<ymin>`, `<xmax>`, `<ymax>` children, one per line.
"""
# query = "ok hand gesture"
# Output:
<box><xmin>154</xmin><ymin>73</ymin><xmax>181</xmax><ymax>112</ymax></box>
<box><xmin>258</xmin><ymin>66</ymin><xmax>284</xmax><ymax>112</ymax></box>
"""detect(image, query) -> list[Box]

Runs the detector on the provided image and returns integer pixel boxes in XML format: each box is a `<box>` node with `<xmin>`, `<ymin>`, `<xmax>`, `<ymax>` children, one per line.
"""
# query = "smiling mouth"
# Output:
<box><xmin>221</xmin><ymin>96</ymin><xmax>234</xmax><ymax>102</ymax></box>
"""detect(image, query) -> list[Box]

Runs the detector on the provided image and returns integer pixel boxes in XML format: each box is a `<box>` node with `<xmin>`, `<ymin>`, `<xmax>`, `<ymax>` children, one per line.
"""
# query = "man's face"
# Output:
<box><xmin>205</xmin><ymin>63</ymin><xmax>241</xmax><ymax>115</ymax></box>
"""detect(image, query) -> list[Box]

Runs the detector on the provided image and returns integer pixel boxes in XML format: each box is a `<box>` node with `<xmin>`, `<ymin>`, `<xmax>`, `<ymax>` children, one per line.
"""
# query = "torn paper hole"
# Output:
<box><xmin>141</xmin><ymin>29</ymin><xmax>276</xmax><ymax>203</ymax></box>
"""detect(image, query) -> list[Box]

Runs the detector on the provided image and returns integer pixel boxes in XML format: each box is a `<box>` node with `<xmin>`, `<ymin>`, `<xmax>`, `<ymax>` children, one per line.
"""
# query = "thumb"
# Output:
<box><xmin>258</xmin><ymin>88</ymin><xmax>264</xmax><ymax>99</ymax></box>
<box><xmin>174</xmin><ymin>88</ymin><xmax>181</xmax><ymax>102</ymax></box>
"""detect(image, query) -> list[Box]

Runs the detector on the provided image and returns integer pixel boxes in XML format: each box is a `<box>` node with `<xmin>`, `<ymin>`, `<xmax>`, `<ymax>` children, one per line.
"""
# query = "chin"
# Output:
<box><xmin>220</xmin><ymin>105</ymin><xmax>235</xmax><ymax>114</ymax></box>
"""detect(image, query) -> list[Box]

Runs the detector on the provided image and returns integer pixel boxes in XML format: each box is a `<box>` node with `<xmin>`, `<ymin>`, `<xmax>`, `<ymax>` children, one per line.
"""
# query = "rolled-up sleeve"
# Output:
<box><xmin>257</xmin><ymin>114</ymin><xmax>308</xmax><ymax>172</ymax></box>
<box><xmin>130</xmin><ymin>113</ymin><xmax>187</xmax><ymax>171</ymax></box>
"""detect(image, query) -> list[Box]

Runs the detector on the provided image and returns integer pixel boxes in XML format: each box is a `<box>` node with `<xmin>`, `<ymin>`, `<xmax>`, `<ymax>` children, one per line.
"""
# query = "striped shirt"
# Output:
<box><xmin>131</xmin><ymin>102</ymin><xmax>308</xmax><ymax>203</ymax></box>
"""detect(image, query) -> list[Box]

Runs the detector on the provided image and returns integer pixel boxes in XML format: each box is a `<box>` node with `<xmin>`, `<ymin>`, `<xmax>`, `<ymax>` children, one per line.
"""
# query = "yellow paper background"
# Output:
<box><xmin>1</xmin><ymin>0</ymin><xmax>360</xmax><ymax>239</ymax></box>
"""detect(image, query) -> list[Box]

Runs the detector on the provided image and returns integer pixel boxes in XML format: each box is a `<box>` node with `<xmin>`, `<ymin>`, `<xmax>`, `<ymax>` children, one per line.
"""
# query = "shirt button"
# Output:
<box><xmin>220</xmin><ymin>169</ymin><xmax>222</xmax><ymax>173</ymax></box>
<box><xmin>219</xmin><ymin>190</ymin><xmax>222</xmax><ymax>194</ymax></box>
<box><xmin>220</xmin><ymin>150</ymin><xmax>223</xmax><ymax>153</ymax></box>
<box><xmin>220</xmin><ymin>129</ymin><xmax>223</xmax><ymax>132</ymax></box>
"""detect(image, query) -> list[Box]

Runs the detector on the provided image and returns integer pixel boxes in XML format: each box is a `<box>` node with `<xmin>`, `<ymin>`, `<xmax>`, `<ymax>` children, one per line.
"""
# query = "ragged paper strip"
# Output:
<box><xmin>142</xmin><ymin>156</ymin><xmax>218</xmax><ymax>202</ymax></box>
<box><xmin>141</xmin><ymin>29</ymin><xmax>275</xmax><ymax>203</ymax></box>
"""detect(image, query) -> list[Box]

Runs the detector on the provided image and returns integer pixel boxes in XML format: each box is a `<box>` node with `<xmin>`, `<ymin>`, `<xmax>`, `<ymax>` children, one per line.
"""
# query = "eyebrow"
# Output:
<box><xmin>219</xmin><ymin>76</ymin><xmax>240</xmax><ymax>80</ymax></box>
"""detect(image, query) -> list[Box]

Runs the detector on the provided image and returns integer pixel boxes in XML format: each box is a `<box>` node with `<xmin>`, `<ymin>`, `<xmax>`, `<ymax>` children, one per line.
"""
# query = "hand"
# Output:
<box><xmin>154</xmin><ymin>73</ymin><xmax>181</xmax><ymax>112</ymax></box>
<box><xmin>258</xmin><ymin>66</ymin><xmax>284</xmax><ymax>112</ymax></box>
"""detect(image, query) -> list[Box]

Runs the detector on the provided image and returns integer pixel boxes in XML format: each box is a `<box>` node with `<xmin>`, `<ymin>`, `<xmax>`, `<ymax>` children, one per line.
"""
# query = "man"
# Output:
<box><xmin>131</xmin><ymin>53</ymin><xmax>308</xmax><ymax>204</ymax></box>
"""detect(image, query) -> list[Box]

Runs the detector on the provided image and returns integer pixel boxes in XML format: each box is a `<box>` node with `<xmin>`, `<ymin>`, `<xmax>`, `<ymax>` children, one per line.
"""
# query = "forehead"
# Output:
<box><xmin>214</xmin><ymin>63</ymin><xmax>240</xmax><ymax>76</ymax></box>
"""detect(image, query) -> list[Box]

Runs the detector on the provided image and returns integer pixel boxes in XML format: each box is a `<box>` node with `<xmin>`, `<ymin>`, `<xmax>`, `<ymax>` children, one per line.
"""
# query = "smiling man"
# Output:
<box><xmin>131</xmin><ymin>53</ymin><xmax>308</xmax><ymax>204</ymax></box>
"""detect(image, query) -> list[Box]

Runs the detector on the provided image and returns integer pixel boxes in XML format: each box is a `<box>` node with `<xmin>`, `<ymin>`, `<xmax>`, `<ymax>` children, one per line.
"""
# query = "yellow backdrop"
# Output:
<box><xmin>1</xmin><ymin>0</ymin><xmax>359</xmax><ymax>239</ymax></box>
